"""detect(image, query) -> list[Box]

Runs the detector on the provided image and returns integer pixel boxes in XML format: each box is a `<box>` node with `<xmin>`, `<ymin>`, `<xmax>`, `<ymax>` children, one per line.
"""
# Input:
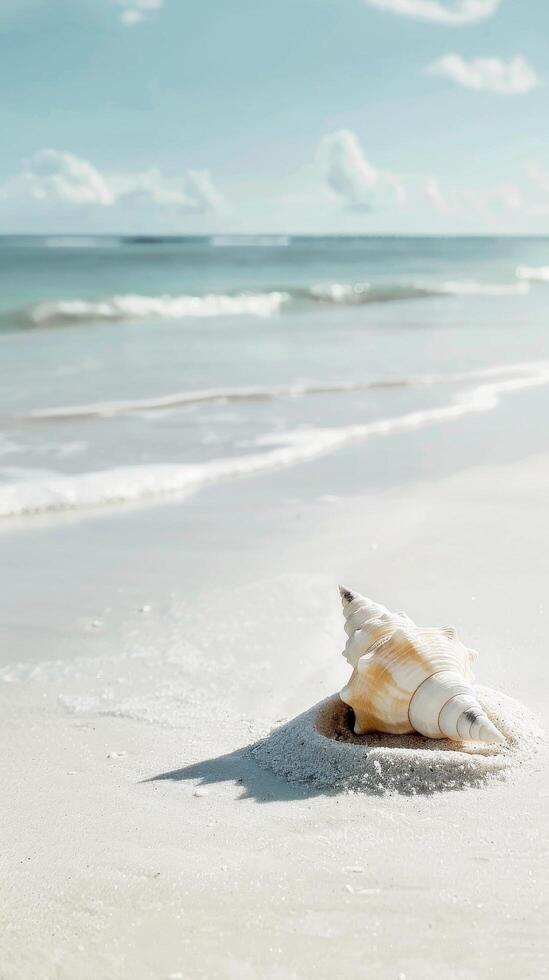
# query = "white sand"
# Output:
<box><xmin>2</xmin><ymin>451</ymin><xmax>549</xmax><ymax>979</ymax></box>
<box><xmin>252</xmin><ymin>688</ymin><xmax>544</xmax><ymax>794</ymax></box>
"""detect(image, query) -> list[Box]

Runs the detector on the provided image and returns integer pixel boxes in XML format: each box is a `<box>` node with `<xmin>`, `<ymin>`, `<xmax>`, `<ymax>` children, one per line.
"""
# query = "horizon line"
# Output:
<box><xmin>2</xmin><ymin>232</ymin><xmax>549</xmax><ymax>240</ymax></box>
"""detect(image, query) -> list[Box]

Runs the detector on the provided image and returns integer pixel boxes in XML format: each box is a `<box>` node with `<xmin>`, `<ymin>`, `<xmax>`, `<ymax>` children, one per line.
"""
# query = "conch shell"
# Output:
<box><xmin>339</xmin><ymin>587</ymin><xmax>504</xmax><ymax>744</ymax></box>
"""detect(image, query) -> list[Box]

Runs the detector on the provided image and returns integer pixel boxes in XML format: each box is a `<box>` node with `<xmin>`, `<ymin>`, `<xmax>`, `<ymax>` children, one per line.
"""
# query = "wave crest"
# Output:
<box><xmin>9</xmin><ymin>292</ymin><xmax>290</xmax><ymax>327</ymax></box>
<box><xmin>1</xmin><ymin>276</ymin><xmax>531</xmax><ymax>330</ymax></box>
<box><xmin>434</xmin><ymin>280</ymin><xmax>529</xmax><ymax>297</ymax></box>
<box><xmin>516</xmin><ymin>265</ymin><xmax>549</xmax><ymax>283</ymax></box>
<box><xmin>308</xmin><ymin>282</ymin><xmax>441</xmax><ymax>304</ymax></box>
<box><xmin>307</xmin><ymin>279</ymin><xmax>529</xmax><ymax>304</ymax></box>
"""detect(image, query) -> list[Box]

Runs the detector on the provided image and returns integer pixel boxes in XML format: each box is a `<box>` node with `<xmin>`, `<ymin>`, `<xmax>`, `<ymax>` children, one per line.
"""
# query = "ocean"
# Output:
<box><xmin>1</xmin><ymin>234</ymin><xmax>549</xmax><ymax>520</ymax></box>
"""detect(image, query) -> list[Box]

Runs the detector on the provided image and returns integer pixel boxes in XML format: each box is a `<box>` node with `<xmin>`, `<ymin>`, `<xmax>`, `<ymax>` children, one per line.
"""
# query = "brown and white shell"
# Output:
<box><xmin>338</xmin><ymin>587</ymin><xmax>504</xmax><ymax>744</ymax></box>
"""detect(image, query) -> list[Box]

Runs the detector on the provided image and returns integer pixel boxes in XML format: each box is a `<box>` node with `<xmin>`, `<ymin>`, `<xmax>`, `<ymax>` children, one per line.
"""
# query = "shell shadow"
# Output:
<box><xmin>249</xmin><ymin>691</ymin><xmax>526</xmax><ymax>796</ymax></box>
<box><xmin>143</xmin><ymin>744</ymin><xmax>326</xmax><ymax>801</ymax></box>
<box><xmin>144</xmin><ymin>688</ymin><xmax>536</xmax><ymax>799</ymax></box>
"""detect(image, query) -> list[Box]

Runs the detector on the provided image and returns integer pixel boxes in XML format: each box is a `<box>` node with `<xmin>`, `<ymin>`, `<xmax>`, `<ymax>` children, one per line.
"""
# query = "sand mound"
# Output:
<box><xmin>251</xmin><ymin>686</ymin><xmax>544</xmax><ymax>794</ymax></box>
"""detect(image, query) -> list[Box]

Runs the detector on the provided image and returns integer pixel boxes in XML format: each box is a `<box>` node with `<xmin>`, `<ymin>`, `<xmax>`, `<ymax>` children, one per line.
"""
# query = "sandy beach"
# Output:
<box><xmin>3</xmin><ymin>0</ymin><xmax>549</xmax><ymax>972</ymax></box>
<box><xmin>2</xmin><ymin>402</ymin><xmax>549</xmax><ymax>978</ymax></box>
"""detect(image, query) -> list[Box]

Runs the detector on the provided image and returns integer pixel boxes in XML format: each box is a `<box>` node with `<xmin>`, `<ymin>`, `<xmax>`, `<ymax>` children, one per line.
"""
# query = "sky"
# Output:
<box><xmin>1</xmin><ymin>0</ymin><xmax>548</xmax><ymax>234</ymax></box>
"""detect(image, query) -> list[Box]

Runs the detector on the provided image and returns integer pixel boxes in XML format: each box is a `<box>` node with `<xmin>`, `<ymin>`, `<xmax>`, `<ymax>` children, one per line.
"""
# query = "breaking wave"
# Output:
<box><xmin>2</xmin><ymin>361</ymin><xmax>549</xmax><ymax>519</ymax></box>
<box><xmin>307</xmin><ymin>282</ymin><xmax>433</xmax><ymax>303</ymax></box>
<box><xmin>516</xmin><ymin>265</ymin><xmax>549</xmax><ymax>283</ymax></box>
<box><xmin>307</xmin><ymin>280</ymin><xmax>529</xmax><ymax>303</ymax></box>
<box><xmin>7</xmin><ymin>292</ymin><xmax>290</xmax><ymax>327</ymax></box>
<box><xmin>1</xmin><ymin>276</ymin><xmax>531</xmax><ymax>330</ymax></box>
<box><xmin>432</xmin><ymin>280</ymin><xmax>530</xmax><ymax>297</ymax></box>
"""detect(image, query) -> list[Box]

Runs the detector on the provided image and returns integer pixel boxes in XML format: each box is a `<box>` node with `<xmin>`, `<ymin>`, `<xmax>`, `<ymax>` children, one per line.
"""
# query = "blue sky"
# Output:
<box><xmin>1</xmin><ymin>0</ymin><xmax>548</xmax><ymax>233</ymax></box>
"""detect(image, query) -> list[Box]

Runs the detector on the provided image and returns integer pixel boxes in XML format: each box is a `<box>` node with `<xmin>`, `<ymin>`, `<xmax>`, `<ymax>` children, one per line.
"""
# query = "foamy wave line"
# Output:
<box><xmin>18</xmin><ymin>363</ymin><xmax>542</xmax><ymax>422</ymax></box>
<box><xmin>308</xmin><ymin>282</ymin><xmax>439</xmax><ymax>304</ymax></box>
<box><xmin>432</xmin><ymin>280</ymin><xmax>529</xmax><ymax>297</ymax></box>
<box><xmin>18</xmin><ymin>378</ymin><xmax>436</xmax><ymax>422</ymax></box>
<box><xmin>307</xmin><ymin>280</ymin><xmax>529</xmax><ymax>303</ymax></box>
<box><xmin>11</xmin><ymin>291</ymin><xmax>290</xmax><ymax>327</ymax></box>
<box><xmin>516</xmin><ymin>265</ymin><xmax>549</xmax><ymax>283</ymax></box>
<box><xmin>2</xmin><ymin>362</ymin><xmax>549</xmax><ymax>519</ymax></box>
<box><xmin>4</xmin><ymin>277</ymin><xmax>530</xmax><ymax>329</ymax></box>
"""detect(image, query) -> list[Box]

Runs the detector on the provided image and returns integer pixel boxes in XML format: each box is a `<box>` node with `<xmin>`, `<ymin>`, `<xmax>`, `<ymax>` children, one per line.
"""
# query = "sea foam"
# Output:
<box><xmin>516</xmin><ymin>265</ymin><xmax>549</xmax><ymax>283</ymax></box>
<box><xmin>3</xmin><ymin>276</ymin><xmax>530</xmax><ymax>330</ymax></box>
<box><xmin>18</xmin><ymin>377</ymin><xmax>435</xmax><ymax>422</ymax></box>
<box><xmin>12</xmin><ymin>291</ymin><xmax>290</xmax><ymax>327</ymax></box>
<box><xmin>19</xmin><ymin>363</ymin><xmax>542</xmax><ymax>423</ymax></box>
<box><xmin>433</xmin><ymin>280</ymin><xmax>530</xmax><ymax>296</ymax></box>
<box><xmin>307</xmin><ymin>280</ymin><xmax>529</xmax><ymax>303</ymax></box>
<box><xmin>2</xmin><ymin>362</ymin><xmax>549</xmax><ymax>519</ymax></box>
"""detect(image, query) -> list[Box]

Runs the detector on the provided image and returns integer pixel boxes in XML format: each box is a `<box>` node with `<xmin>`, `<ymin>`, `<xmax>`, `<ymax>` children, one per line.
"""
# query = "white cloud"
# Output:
<box><xmin>424</xmin><ymin>176</ymin><xmax>478</xmax><ymax>214</ymax></box>
<box><xmin>120</xmin><ymin>9</ymin><xmax>145</xmax><ymax>25</ymax></box>
<box><xmin>363</xmin><ymin>0</ymin><xmax>500</xmax><ymax>26</ymax></box>
<box><xmin>526</xmin><ymin>161</ymin><xmax>549</xmax><ymax>195</ymax></box>
<box><xmin>523</xmin><ymin>162</ymin><xmax>549</xmax><ymax>214</ymax></box>
<box><xmin>319</xmin><ymin>130</ymin><xmax>405</xmax><ymax>210</ymax></box>
<box><xmin>0</xmin><ymin>150</ymin><xmax>224</xmax><ymax>218</ymax></box>
<box><xmin>495</xmin><ymin>183</ymin><xmax>522</xmax><ymax>210</ymax></box>
<box><xmin>427</xmin><ymin>54</ymin><xmax>540</xmax><ymax>94</ymax></box>
<box><xmin>13</xmin><ymin>150</ymin><xmax>115</xmax><ymax>206</ymax></box>
<box><xmin>114</xmin><ymin>168</ymin><xmax>224</xmax><ymax>213</ymax></box>
<box><xmin>424</xmin><ymin>176</ymin><xmax>523</xmax><ymax>215</ymax></box>
<box><xmin>424</xmin><ymin>176</ymin><xmax>453</xmax><ymax>213</ymax></box>
<box><xmin>182</xmin><ymin>171</ymin><xmax>225</xmax><ymax>212</ymax></box>
<box><xmin>114</xmin><ymin>0</ymin><xmax>163</xmax><ymax>26</ymax></box>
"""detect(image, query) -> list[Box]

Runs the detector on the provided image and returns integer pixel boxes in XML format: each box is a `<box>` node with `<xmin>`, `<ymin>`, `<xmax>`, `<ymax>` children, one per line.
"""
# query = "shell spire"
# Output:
<box><xmin>338</xmin><ymin>587</ymin><xmax>504</xmax><ymax>745</ymax></box>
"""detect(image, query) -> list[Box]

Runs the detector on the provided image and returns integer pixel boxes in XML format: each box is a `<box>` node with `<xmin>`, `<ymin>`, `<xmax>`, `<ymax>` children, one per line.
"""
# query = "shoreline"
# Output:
<box><xmin>2</xmin><ymin>446</ymin><xmax>549</xmax><ymax>978</ymax></box>
<box><xmin>2</xmin><ymin>360</ymin><xmax>549</xmax><ymax>520</ymax></box>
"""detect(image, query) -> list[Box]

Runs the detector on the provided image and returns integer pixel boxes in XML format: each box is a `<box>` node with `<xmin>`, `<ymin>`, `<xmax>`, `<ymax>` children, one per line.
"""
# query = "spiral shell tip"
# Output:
<box><xmin>339</xmin><ymin>585</ymin><xmax>355</xmax><ymax>604</ymax></box>
<box><xmin>478</xmin><ymin>720</ymin><xmax>506</xmax><ymax>745</ymax></box>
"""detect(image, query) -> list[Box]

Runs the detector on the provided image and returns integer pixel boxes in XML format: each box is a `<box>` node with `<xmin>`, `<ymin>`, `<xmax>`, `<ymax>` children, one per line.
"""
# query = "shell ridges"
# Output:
<box><xmin>338</xmin><ymin>587</ymin><xmax>504</xmax><ymax>745</ymax></box>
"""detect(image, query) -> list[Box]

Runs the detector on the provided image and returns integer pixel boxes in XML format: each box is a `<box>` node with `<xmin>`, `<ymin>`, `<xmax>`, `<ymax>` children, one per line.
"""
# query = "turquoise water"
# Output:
<box><xmin>1</xmin><ymin>235</ymin><xmax>549</xmax><ymax>518</ymax></box>
<box><xmin>0</xmin><ymin>234</ymin><xmax>548</xmax><ymax>316</ymax></box>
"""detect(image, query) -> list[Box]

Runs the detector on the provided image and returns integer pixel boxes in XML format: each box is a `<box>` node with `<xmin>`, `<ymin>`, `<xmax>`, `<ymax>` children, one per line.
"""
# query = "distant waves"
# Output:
<box><xmin>5</xmin><ymin>292</ymin><xmax>290</xmax><ymax>327</ymax></box>
<box><xmin>0</xmin><ymin>274</ymin><xmax>536</xmax><ymax>329</ymax></box>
